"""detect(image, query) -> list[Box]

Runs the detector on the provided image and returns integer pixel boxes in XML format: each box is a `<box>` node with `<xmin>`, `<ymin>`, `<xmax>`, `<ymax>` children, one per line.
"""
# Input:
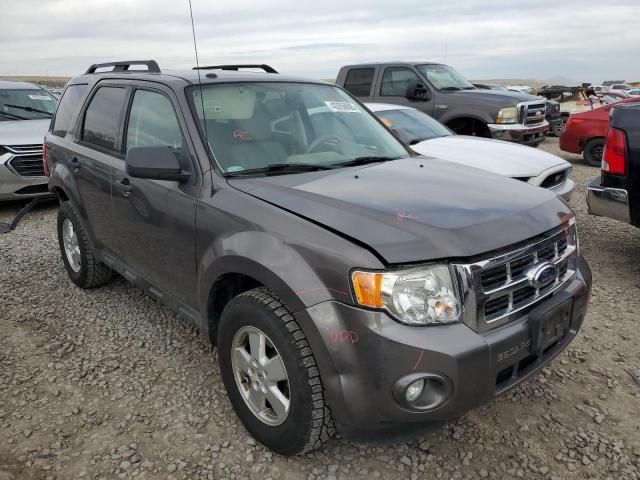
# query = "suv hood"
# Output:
<box><xmin>0</xmin><ymin>119</ymin><xmax>50</xmax><ymax>146</ymax></box>
<box><xmin>411</xmin><ymin>136</ymin><xmax>568</xmax><ymax>178</ymax></box>
<box><xmin>228</xmin><ymin>158</ymin><xmax>571</xmax><ymax>264</ymax></box>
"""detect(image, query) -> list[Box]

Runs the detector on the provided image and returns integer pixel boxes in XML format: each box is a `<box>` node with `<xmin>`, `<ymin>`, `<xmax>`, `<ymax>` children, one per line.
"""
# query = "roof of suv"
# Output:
<box><xmin>72</xmin><ymin>67</ymin><xmax>328</xmax><ymax>88</ymax></box>
<box><xmin>0</xmin><ymin>80</ymin><xmax>41</xmax><ymax>89</ymax></box>
<box><xmin>341</xmin><ymin>62</ymin><xmax>445</xmax><ymax>68</ymax></box>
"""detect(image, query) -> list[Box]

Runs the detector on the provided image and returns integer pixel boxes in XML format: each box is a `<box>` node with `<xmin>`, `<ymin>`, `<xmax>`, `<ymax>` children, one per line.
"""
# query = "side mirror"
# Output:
<box><xmin>405</xmin><ymin>80</ymin><xmax>431</xmax><ymax>101</ymax></box>
<box><xmin>125</xmin><ymin>146</ymin><xmax>190</xmax><ymax>182</ymax></box>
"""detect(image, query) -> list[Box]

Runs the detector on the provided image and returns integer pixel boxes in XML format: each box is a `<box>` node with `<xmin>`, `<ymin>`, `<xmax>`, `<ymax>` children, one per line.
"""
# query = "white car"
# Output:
<box><xmin>627</xmin><ymin>89</ymin><xmax>640</xmax><ymax>97</ymax></box>
<box><xmin>367</xmin><ymin>103</ymin><xmax>574</xmax><ymax>201</ymax></box>
<box><xmin>609</xmin><ymin>84</ymin><xmax>632</xmax><ymax>97</ymax></box>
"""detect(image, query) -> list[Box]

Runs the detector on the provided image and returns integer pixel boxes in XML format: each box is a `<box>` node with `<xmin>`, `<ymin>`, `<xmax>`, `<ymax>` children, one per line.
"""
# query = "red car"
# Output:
<box><xmin>560</xmin><ymin>96</ymin><xmax>640</xmax><ymax>166</ymax></box>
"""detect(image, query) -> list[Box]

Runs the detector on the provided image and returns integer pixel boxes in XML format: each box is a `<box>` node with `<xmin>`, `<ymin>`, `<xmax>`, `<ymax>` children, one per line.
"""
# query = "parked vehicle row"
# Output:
<box><xmin>43</xmin><ymin>60</ymin><xmax>592</xmax><ymax>455</ymax></box>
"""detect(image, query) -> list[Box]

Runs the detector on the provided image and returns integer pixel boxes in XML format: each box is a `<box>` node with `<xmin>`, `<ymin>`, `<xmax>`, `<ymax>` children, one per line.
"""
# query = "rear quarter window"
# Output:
<box><xmin>343</xmin><ymin>68</ymin><xmax>375</xmax><ymax>97</ymax></box>
<box><xmin>51</xmin><ymin>84</ymin><xmax>88</xmax><ymax>137</ymax></box>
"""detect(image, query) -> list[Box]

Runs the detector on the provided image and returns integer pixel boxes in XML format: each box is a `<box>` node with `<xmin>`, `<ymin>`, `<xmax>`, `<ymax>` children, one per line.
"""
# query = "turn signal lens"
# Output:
<box><xmin>352</xmin><ymin>271</ymin><xmax>383</xmax><ymax>308</ymax></box>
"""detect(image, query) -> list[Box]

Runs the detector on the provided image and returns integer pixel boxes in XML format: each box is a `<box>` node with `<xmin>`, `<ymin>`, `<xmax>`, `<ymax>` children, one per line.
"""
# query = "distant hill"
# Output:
<box><xmin>0</xmin><ymin>76</ymin><xmax>70</xmax><ymax>88</ymax></box>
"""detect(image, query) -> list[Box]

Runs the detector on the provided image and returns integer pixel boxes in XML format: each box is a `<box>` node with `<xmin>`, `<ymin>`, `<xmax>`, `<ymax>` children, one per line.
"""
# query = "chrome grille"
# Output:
<box><xmin>454</xmin><ymin>220</ymin><xmax>578</xmax><ymax>332</ymax></box>
<box><xmin>5</xmin><ymin>144</ymin><xmax>42</xmax><ymax>154</ymax></box>
<box><xmin>518</xmin><ymin>101</ymin><xmax>547</xmax><ymax>126</ymax></box>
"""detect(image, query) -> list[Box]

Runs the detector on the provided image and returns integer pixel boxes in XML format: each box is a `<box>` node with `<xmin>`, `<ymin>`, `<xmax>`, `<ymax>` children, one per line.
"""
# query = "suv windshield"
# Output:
<box><xmin>375</xmin><ymin>108</ymin><xmax>452</xmax><ymax>144</ymax></box>
<box><xmin>416</xmin><ymin>64</ymin><xmax>475</xmax><ymax>91</ymax></box>
<box><xmin>0</xmin><ymin>88</ymin><xmax>57</xmax><ymax>121</ymax></box>
<box><xmin>190</xmin><ymin>82</ymin><xmax>408</xmax><ymax>175</ymax></box>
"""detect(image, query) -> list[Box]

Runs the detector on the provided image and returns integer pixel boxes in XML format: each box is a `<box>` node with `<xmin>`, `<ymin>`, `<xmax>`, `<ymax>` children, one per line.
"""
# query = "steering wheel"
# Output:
<box><xmin>306</xmin><ymin>135</ymin><xmax>344</xmax><ymax>155</ymax></box>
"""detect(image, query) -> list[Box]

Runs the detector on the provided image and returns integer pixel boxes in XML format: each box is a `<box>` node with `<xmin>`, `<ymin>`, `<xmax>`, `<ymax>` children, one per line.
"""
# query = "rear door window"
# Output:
<box><xmin>343</xmin><ymin>68</ymin><xmax>375</xmax><ymax>97</ymax></box>
<box><xmin>82</xmin><ymin>86</ymin><xmax>127</xmax><ymax>151</ymax></box>
<box><xmin>51</xmin><ymin>84</ymin><xmax>88</xmax><ymax>137</ymax></box>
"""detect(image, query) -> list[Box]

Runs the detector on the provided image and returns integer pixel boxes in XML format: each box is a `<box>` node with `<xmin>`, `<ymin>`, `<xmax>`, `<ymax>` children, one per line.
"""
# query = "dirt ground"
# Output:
<box><xmin>0</xmin><ymin>137</ymin><xmax>638</xmax><ymax>480</ymax></box>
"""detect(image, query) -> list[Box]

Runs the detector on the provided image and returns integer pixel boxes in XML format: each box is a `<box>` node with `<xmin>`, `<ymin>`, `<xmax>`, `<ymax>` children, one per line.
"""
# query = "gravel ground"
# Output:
<box><xmin>1</xmin><ymin>137</ymin><xmax>639</xmax><ymax>480</ymax></box>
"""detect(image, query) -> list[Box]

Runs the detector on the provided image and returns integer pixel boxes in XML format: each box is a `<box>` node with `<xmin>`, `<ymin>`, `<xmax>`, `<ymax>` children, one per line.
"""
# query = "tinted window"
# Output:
<box><xmin>380</xmin><ymin>68</ymin><xmax>420</xmax><ymax>96</ymax></box>
<box><xmin>51</xmin><ymin>84</ymin><xmax>88</xmax><ymax>137</ymax></box>
<box><xmin>126</xmin><ymin>90</ymin><xmax>182</xmax><ymax>151</ymax></box>
<box><xmin>82</xmin><ymin>86</ymin><xmax>127</xmax><ymax>151</ymax></box>
<box><xmin>376</xmin><ymin>108</ymin><xmax>451</xmax><ymax>143</ymax></box>
<box><xmin>344</xmin><ymin>68</ymin><xmax>375</xmax><ymax>97</ymax></box>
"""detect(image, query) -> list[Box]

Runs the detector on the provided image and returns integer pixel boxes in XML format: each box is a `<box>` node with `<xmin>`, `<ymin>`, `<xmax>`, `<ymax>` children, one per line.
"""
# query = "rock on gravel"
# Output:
<box><xmin>0</xmin><ymin>138</ymin><xmax>639</xmax><ymax>479</ymax></box>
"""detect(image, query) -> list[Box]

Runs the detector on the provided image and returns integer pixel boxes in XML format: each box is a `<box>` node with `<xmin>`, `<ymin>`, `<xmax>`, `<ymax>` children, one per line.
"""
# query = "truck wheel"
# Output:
<box><xmin>57</xmin><ymin>201</ymin><xmax>112</xmax><ymax>288</ymax></box>
<box><xmin>583</xmin><ymin>138</ymin><xmax>605</xmax><ymax>167</ymax></box>
<box><xmin>217</xmin><ymin>287</ymin><xmax>335</xmax><ymax>455</ymax></box>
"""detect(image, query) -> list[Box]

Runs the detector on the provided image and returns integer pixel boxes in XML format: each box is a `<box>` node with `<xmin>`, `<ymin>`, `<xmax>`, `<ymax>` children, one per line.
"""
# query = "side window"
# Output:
<box><xmin>126</xmin><ymin>90</ymin><xmax>182</xmax><ymax>151</ymax></box>
<box><xmin>380</xmin><ymin>67</ymin><xmax>420</xmax><ymax>97</ymax></box>
<box><xmin>82</xmin><ymin>86</ymin><xmax>127</xmax><ymax>151</ymax></box>
<box><xmin>51</xmin><ymin>84</ymin><xmax>88</xmax><ymax>137</ymax></box>
<box><xmin>344</xmin><ymin>68</ymin><xmax>375</xmax><ymax>97</ymax></box>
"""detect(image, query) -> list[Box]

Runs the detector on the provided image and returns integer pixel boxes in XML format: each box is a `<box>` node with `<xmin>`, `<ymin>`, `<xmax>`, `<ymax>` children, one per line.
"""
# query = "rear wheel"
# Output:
<box><xmin>217</xmin><ymin>287</ymin><xmax>335</xmax><ymax>455</ymax></box>
<box><xmin>583</xmin><ymin>138</ymin><xmax>605</xmax><ymax>167</ymax></box>
<box><xmin>57</xmin><ymin>202</ymin><xmax>112</xmax><ymax>288</ymax></box>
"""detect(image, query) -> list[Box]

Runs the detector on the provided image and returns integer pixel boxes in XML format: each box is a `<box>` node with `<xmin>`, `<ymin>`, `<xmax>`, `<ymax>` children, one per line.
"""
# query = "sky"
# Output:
<box><xmin>0</xmin><ymin>0</ymin><xmax>638</xmax><ymax>83</ymax></box>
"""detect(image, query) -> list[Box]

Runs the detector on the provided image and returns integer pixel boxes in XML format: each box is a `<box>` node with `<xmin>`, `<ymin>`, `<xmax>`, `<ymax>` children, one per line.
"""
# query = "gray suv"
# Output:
<box><xmin>1</xmin><ymin>80</ymin><xmax>58</xmax><ymax>200</ymax></box>
<box><xmin>46</xmin><ymin>60</ymin><xmax>592</xmax><ymax>455</ymax></box>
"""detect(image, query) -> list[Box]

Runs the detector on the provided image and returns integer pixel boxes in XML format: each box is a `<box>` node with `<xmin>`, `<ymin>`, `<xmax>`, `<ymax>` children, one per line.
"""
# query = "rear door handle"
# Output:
<box><xmin>71</xmin><ymin>157</ymin><xmax>80</xmax><ymax>172</ymax></box>
<box><xmin>114</xmin><ymin>178</ymin><xmax>132</xmax><ymax>196</ymax></box>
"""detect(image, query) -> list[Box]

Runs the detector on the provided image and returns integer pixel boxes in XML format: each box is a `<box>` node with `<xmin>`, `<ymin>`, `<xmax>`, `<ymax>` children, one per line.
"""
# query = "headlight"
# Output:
<box><xmin>351</xmin><ymin>265</ymin><xmax>461</xmax><ymax>325</ymax></box>
<box><xmin>496</xmin><ymin>107</ymin><xmax>518</xmax><ymax>124</ymax></box>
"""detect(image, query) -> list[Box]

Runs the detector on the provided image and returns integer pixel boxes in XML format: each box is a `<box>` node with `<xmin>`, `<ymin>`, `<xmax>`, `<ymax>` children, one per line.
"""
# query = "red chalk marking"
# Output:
<box><xmin>397</xmin><ymin>212</ymin><xmax>419</xmax><ymax>222</ymax></box>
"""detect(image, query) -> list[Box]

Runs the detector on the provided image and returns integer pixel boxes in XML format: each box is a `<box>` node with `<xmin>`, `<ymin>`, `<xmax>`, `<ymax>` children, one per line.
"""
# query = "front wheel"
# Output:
<box><xmin>583</xmin><ymin>138</ymin><xmax>605</xmax><ymax>167</ymax></box>
<box><xmin>217</xmin><ymin>287</ymin><xmax>335</xmax><ymax>455</ymax></box>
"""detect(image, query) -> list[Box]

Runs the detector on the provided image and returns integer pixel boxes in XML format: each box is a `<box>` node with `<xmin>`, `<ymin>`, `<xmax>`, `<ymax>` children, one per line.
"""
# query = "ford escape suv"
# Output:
<box><xmin>45</xmin><ymin>60</ymin><xmax>592</xmax><ymax>455</ymax></box>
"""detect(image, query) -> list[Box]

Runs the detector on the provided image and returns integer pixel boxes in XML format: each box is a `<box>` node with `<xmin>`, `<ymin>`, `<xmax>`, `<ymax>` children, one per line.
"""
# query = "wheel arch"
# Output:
<box><xmin>445</xmin><ymin>115</ymin><xmax>492</xmax><ymax>137</ymax></box>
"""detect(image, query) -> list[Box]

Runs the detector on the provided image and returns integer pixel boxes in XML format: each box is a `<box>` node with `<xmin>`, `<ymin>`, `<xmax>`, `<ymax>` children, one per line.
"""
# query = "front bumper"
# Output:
<box><xmin>586</xmin><ymin>178</ymin><xmax>631</xmax><ymax>224</ymax></box>
<box><xmin>297</xmin><ymin>257</ymin><xmax>591</xmax><ymax>441</ymax></box>
<box><xmin>549</xmin><ymin>178</ymin><xmax>575</xmax><ymax>202</ymax></box>
<box><xmin>488</xmin><ymin>122</ymin><xmax>550</xmax><ymax>146</ymax></box>
<box><xmin>0</xmin><ymin>160</ymin><xmax>50</xmax><ymax>201</ymax></box>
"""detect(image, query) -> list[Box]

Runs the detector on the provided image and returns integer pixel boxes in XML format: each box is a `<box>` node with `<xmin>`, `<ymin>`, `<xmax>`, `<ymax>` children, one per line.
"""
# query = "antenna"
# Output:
<box><xmin>187</xmin><ymin>0</ymin><xmax>213</xmax><ymax>173</ymax></box>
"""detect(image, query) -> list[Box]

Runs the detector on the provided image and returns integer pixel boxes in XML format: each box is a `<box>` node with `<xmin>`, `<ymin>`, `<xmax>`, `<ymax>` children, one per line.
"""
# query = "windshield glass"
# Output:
<box><xmin>190</xmin><ymin>82</ymin><xmax>408</xmax><ymax>175</ymax></box>
<box><xmin>375</xmin><ymin>108</ymin><xmax>451</xmax><ymax>144</ymax></box>
<box><xmin>0</xmin><ymin>88</ymin><xmax>57</xmax><ymax>120</ymax></box>
<box><xmin>416</xmin><ymin>64</ymin><xmax>475</xmax><ymax>90</ymax></box>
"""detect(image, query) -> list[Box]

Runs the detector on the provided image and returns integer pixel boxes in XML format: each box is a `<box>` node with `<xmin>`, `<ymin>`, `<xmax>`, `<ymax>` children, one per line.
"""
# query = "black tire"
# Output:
<box><xmin>583</xmin><ymin>138</ymin><xmax>605</xmax><ymax>167</ymax></box>
<box><xmin>217</xmin><ymin>287</ymin><xmax>335</xmax><ymax>455</ymax></box>
<box><xmin>57</xmin><ymin>201</ymin><xmax>112</xmax><ymax>288</ymax></box>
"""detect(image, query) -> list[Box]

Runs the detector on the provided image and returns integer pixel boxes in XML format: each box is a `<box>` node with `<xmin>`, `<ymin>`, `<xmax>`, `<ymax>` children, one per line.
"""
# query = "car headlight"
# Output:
<box><xmin>496</xmin><ymin>107</ymin><xmax>518</xmax><ymax>124</ymax></box>
<box><xmin>351</xmin><ymin>265</ymin><xmax>461</xmax><ymax>325</ymax></box>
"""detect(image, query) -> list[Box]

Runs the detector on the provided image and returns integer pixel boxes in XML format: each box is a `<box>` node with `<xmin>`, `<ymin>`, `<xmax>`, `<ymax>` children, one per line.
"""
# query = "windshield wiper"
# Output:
<box><xmin>4</xmin><ymin>104</ymin><xmax>53</xmax><ymax>118</ymax></box>
<box><xmin>0</xmin><ymin>111</ymin><xmax>27</xmax><ymax>120</ymax></box>
<box><xmin>331</xmin><ymin>156</ymin><xmax>401</xmax><ymax>167</ymax></box>
<box><xmin>409</xmin><ymin>138</ymin><xmax>434</xmax><ymax>145</ymax></box>
<box><xmin>439</xmin><ymin>86</ymin><xmax>462</xmax><ymax>91</ymax></box>
<box><xmin>224</xmin><ymin>163</ymin><xmax>336</xmax><ymax>177</ymax></box>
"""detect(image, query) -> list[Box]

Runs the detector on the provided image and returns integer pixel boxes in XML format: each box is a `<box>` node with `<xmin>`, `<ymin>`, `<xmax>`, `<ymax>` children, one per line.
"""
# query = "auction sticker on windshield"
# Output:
<box><xmin>28</xmin><ymin>95</ymin><xmax>54</xmax><ymax>101</ymax></box>
<box><xmin>325</xmin><ymin>101</ymin><xmax>359</xmax><ymax>113</ymax></box>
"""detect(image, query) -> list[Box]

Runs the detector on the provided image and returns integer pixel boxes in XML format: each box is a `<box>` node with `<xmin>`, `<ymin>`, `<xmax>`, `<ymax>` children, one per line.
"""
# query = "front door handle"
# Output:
<box><xmin>71</xmin><ymin>157</ymin><xmax>81</xmax><ymax>172</ymax></box>
<box><xmin>114</xmin><ymin>178</ymin><xmax>132</xmax><ymax>197</ymax></box>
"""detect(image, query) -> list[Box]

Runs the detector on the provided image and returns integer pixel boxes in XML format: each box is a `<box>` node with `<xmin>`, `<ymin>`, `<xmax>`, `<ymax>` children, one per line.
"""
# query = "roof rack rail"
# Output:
<box><xmin>85</xmin><ymin>60</ymin><xmax>161</xmax><ymax>74</ymax></box>
<box><xmin>193</xmin><ymin>64</ymin><xmax>278</xmax><ymax>74</ymax></box>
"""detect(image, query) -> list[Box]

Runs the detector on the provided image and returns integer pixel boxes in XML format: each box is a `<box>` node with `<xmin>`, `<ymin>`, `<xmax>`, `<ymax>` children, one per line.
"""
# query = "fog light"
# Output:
<box><xmin>405</xmin><ymin>379</ymin><xmax>425</xmax><ymax>402</ymax></box>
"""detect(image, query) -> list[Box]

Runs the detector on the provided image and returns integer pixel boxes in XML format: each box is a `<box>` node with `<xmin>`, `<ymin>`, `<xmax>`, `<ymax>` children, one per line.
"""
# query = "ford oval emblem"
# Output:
<box><xmin>529</xmin><ymin>262</ymin><xmax>558</xmax><ymax>289</ymax></box>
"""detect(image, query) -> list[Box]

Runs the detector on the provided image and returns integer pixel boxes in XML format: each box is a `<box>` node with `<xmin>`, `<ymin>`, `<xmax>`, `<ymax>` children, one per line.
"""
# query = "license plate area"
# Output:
<box><xmin>530</xmin><ymin>298</ymin><xmax>573</xmax><ymax>355</ymax></box>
